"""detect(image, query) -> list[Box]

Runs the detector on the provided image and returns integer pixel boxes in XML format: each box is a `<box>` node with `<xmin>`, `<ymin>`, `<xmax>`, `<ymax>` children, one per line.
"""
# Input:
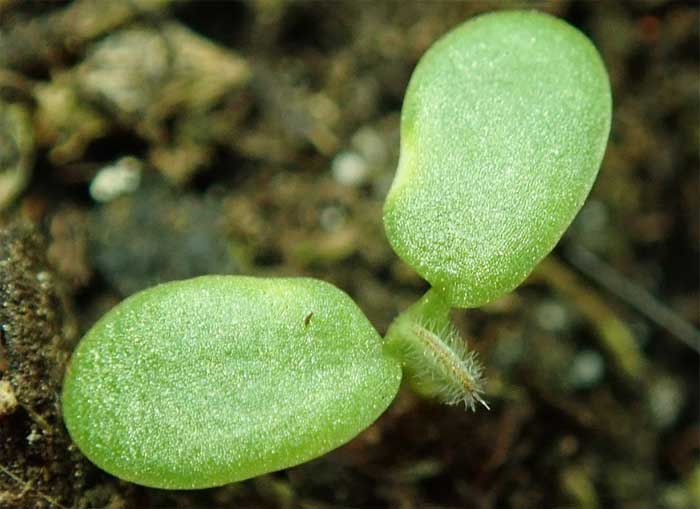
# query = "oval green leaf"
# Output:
<box><xmin>62</xmin><ymin>276</ymin><xmax>401</xmax><ymax>489</ymax></box>
<box><xmin>384</xmin><ymin>10</ymin><xmax>612</xmax><ymax>307</ymax></box>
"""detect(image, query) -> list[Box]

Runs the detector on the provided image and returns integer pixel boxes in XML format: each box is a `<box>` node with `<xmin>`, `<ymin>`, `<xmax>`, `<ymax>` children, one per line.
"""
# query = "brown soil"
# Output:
<box><xmin>0</xmin><ymin>1</ymin><xmax>698</xmax><ymax>508</ymax></box>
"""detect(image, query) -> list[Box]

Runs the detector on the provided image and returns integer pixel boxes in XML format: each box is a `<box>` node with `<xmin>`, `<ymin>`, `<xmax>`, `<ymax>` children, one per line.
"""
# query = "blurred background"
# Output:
<box><xmin>0</xmin><ymin>1</ymin><xmax>698</xmax><ymax>508</ymax></box>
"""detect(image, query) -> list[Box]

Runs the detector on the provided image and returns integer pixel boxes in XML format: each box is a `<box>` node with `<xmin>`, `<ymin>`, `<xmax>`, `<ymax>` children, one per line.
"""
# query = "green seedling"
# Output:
<box><xmin>62</xmin><ymin>10</ymin><xmax>611</xmax><ymax>489</ymax></box>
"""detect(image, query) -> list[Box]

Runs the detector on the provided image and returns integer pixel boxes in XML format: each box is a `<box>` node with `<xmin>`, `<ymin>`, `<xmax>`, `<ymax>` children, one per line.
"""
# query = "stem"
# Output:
<box><xmin>384</xmin><ymin>288</ymin><xmax>488</xmax><ymax>410</ymax></box>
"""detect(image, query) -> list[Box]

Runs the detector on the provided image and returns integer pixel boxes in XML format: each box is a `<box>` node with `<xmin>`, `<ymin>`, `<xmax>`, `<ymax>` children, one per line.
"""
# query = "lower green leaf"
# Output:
<box><xmin>62</xmin><ymin>276</ymin><xmax>401</xmax><ymax>489</ymax></box>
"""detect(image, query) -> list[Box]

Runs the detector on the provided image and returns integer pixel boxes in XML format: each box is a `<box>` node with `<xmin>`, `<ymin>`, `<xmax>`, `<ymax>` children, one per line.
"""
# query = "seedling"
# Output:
<box><xmin>62</xmin><ymin>11</ymin><xmax>611</xmax><ymax>489</ymax></box>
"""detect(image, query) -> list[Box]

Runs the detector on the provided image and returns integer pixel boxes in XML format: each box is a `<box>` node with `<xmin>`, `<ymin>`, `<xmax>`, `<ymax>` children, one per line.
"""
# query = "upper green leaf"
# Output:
<box><xmin>384</xmin><ymin>10</ymin><xmax>612</xmax><ymax>307</ymax></box>
<box><xmin>62</xmin><ymin>276</ymin><xmax>401</xmax><ymax>489</ymax></box>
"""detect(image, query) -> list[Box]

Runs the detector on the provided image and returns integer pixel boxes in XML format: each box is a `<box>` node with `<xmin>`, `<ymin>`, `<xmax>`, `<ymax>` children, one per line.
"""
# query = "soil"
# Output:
<box><xmin>0</xmin><ymin>1</ymin><xmax>698</xmax><ymax>508</ymax></box>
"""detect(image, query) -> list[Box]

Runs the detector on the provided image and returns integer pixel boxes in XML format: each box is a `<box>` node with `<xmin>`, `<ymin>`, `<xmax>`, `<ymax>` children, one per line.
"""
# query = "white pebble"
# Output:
<box><xmin>331</xmin><ymin>151</ymin><xmax>368</xmax><ymax>187</ymax></box>
<box><xmin>90</xmin><ymin>156</ymin><xmax>142</xmax><ymax>202</ymax></box>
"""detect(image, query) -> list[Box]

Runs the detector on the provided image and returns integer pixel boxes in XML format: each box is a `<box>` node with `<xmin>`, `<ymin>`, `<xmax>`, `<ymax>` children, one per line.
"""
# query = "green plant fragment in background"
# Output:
<box><xmin>384</xmin><ymin>10</ymin><xmax>612</xmax><ymax>307</ymax></box>
<box><xmin>62</xmin><ymin>276</ymin><xmax>401</xmax><ymax>489</ymax></box>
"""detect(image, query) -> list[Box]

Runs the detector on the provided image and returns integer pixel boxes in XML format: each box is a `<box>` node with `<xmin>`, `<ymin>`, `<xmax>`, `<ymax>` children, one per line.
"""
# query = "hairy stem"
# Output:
<box><xmin>384</xmin><ymin>289</ymin><xmax>488</xmax><ymax>410</ymax></box>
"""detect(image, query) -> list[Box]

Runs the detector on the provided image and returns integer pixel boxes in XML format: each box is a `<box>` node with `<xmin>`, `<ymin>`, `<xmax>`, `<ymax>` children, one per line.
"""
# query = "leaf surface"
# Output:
<box><xmin>384</xmin><ymin>10</ymin><xmax>611</xmax><ymax>307</ymax></box>
<box><xmin>62</xmin><ymin>276</ymin><xmax>401</xmax><ymax>488</ymax></box>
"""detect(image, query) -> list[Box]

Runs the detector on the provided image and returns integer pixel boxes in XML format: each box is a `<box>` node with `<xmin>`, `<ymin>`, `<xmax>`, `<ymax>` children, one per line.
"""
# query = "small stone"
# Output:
<box><xmin>26</xmin><ymin>428</ymin><xmax>42</xmax><ymax>445</ymax></box>
<box><xmin>89</xmin><ymin>156</ymin><xmax>142</xmax><ymax>203</ymax></box>
<box><xmin>78</xmin><ymin>28</ymin><xmax>170</xmax><ymax>116</ymax></box>
<box><xmin>535</xmin><ymin>300</ymin><xmax>570</xmax><ymax>333</ymax></box>
<box><xmin>0</xmin><ymin>380</ymin><xmax>18</xmax><ymax>417</ymax></box>
<box><xmin>567</xmin><ymin>350</ymin><xmax>605</xmax><ymax>389</ymax></box>
<box><xmin>351</xmin><ymin>126</ymin><xmax>387</xmax><ymax>164</ymax></box>
<box><xmin>647</xmin><ymin>376</ymin><xmax>683</xmax><ymax>430</ymax></box>
<box><xmin>331</xmin><ymin>151</ymin><xmax>368</xmax><ymax>187</ymax></box>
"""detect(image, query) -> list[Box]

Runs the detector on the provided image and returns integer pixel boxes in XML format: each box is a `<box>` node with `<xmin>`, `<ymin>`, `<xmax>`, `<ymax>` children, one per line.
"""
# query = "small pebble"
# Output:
<box><xmin>89</xmin><ymin>156</ymin><xmax>142</xmax><ymax>203</ymax></box>
<box><xmin>647</xmin><ymin>376</ymin><xmax>683</xmax><ymax>430</ymax></box>
<box><xmin>0</xmin><ymin>380</ymin><xmax>18</xmax><ymax>417</ymax></box>
<box><xmin>535</xmin><ymin>300</ymin><xmax>570</xmax><ymax>333</ymax></box>
<box><xmin>351</xmin><ymin>126</ymin><xmax>387</xmax><ymax>164</ymax></box>
<box><xmin>331</xmin><ymin>150</ymin><xmax>368</xmax><ymax>187</ymax></box>
<box><xmin>26</xmin><ymin>428</ymin><xmax>42</xmax><ymax>445</ymax></box>
<box><xmin>567</xmin><ymin>349</ymin><xmax>605</xmax><ymax>389</ymax></box>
